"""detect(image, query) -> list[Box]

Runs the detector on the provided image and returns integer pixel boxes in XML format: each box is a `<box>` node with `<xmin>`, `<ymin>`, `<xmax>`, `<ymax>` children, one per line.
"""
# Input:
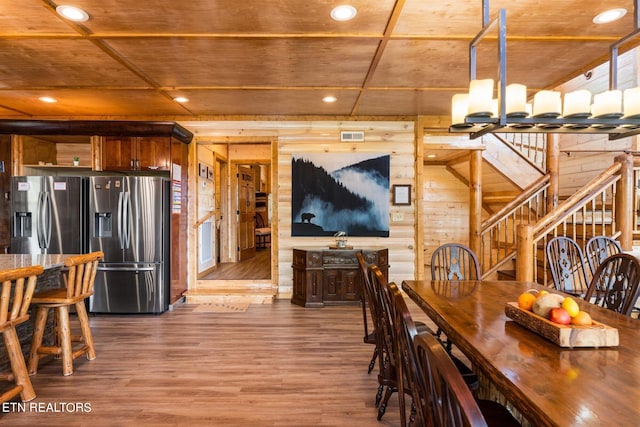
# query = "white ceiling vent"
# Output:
<box><xmin>340</xmin><ymin>130</ymin><xmax>365</xmax><ymax>142</ymax></box>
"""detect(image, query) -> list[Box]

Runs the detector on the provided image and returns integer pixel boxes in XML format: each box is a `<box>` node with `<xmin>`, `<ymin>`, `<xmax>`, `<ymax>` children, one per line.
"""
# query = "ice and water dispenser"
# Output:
<box><xmin>95</xmin><ymin>212</ymin><xmax>112</xmax><ymax>237</ymax></box>
<box><xmin>13</xmin><ymin>211</ymin><xmax>32</xmax><ymax>237</ymax></box>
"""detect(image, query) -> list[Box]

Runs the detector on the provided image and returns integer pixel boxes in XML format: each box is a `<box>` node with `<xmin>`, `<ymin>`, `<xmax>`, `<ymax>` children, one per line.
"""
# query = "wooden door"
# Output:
<box><xmin>237</xmin><ymin>165</ymin><xmax>256</xmax><ymax>261</ymax></box>
<box><xmin>102</xmin><ymin>136</ymin><xmax>134</xmax><ymax>170</ymax></box>
<box><xmin>137</xmin><ymin>136</ymin><xmax>170</xmax><ymax>171</ymax></box>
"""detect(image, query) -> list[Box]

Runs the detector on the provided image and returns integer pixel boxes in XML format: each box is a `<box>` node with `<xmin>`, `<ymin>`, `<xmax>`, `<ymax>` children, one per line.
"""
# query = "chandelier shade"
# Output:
<box><xmin>563</xmin><ymin>90</ymin><xmax>592</xmax><ymax>118</ymax></box>
<box><xmin>449</xmin><ymin>1</ymin><xmax>640</xmax><ymax>140</ymax></box>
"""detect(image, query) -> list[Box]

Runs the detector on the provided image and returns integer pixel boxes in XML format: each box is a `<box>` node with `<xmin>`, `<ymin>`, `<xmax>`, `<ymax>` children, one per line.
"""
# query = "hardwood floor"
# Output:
<box><xmin>201</xmin><ymin>248</ymin><xmax>271</xmax><ymax>280</ymax></box>
<box><xmin>0</xmin><ymin>299</ymin><xmax>436</xmax><ymax>426</ymax></box>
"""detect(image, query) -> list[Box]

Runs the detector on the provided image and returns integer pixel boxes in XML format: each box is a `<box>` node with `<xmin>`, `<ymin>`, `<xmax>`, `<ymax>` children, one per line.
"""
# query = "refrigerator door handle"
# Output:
<box><xmin>117</xmin><ymin>192</ymin><xmax>124</xmax><ymax>249</ymax></box>
<box><xmin>44</xmin><ymin>191</ymin><xmax>52</xmax><ymax>250</ymax></box>
<box><xmin>97</xmin><ymin>266</ymin><xmax>155</xmax><ymax>272</ymax></box>
<box><xmin>36</xmin><ymin>191</ymin><xmax>44</xmax><ymax>249</ymax></box>
<box><xmin>124</xmin><ymin>191</ymin><xmax>131</xmax><ymax>249</ymax></box>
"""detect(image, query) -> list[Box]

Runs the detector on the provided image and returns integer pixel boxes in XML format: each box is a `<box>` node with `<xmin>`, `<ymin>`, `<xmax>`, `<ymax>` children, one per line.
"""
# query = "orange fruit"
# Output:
<box><xmin>518</xmin><ymin>292</ymin><xmax>537</xmax><ymax>311</ymax></box>
<box><xmin>570</xmin><ymin>311</ymin><xmax>593</xmax><ymax>326</ymax></box>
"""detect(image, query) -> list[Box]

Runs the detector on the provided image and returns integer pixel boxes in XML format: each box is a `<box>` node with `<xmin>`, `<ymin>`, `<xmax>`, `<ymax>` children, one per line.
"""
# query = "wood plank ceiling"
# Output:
<box><xmin>0</xmin><ymin>0</ymin><xmax>637</xmax><ymax>119</ymax></box>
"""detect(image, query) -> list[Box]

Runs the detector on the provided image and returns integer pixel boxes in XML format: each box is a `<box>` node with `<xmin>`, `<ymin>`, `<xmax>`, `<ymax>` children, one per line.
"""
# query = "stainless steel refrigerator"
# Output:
<box><xmin>10</xmin><ymin>176</ymin><xmax>86</xmax><ymax>255</ymax></box>
<box><xmin>88</xmin><ymin>176</ymin><xmax>170</xmax><ymax>314</ymax></box>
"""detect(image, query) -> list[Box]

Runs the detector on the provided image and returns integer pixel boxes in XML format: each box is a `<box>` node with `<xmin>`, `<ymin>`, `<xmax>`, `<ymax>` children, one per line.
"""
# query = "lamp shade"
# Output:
<box><xmin>533</xmin><ymin>90</ymin><xmax>561</xmax><ymax>117</ymax></box>
<box><xmin>491</xmin><ymin>98</ymin><xmax>499</xmax><ymax>117</ymax></box>
<box><xmin>451</xmin><ymin>94</ymin><xmax>470</xmax><ymax>127</ymax></box>
<box><xmin>505</xmin><ymin>83</ymin><xmax>528</xmax><ymax>116</ymax></box>
<box><xmin>563</xmin><ymin>90</ymin><xmax>592</xmax><ymax>117</ymax></box>
<box><xmin>468</xmin><ymin>79</ymin><xmax>494</xmax><ymax>116</ymax></box>
<box><xmin>591</xmin><ymin>90</ymin><xmax>622</xmax><ymax>118</ymax></box>
<box><xmin>623</xmin><ymin>87</ymin><xmax>640</xmax><ymax>118</ymax></box>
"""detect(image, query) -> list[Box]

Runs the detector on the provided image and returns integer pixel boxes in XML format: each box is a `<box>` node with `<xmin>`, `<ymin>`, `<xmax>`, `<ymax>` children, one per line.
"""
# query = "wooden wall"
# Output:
<box><xmin>556</xmin><ymin>49</ymin><xmax>639</xmax><ymax>197</ymax></box>
<box><xmin>422</xmin><ymin>165</ymin><xmax>471</xmax><ymax>273</ymax></box>
<box><xmin>192</xmin><ymin>121</ymin><xmax>417</xmax><ymax>297</ymax></box>
<box><xmin>196</xmin><ymin>145</ymin><xmax>216</xmax><ymax>275</ymax></box>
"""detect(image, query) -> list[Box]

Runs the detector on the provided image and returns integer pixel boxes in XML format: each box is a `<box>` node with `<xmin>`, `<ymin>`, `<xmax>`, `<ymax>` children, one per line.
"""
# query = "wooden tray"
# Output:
<box><xmin>505</xmin><ymin>302</ymin><xmax>619</xmax><ymax>348</ymax></box>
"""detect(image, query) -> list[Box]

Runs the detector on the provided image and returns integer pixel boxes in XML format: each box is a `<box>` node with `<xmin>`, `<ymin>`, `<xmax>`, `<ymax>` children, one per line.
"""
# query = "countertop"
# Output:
<box><xmin>0</xmin><ymin>254</ymin><xmax>75</xmax><ymax>270</ymax></box>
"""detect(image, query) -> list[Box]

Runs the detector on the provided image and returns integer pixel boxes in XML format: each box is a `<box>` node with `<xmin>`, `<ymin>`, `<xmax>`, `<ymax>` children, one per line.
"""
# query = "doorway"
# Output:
<box><xmin>196</xmin><ymin>140</ymin><xmax>275</xmax><ymax>283</ymax></box>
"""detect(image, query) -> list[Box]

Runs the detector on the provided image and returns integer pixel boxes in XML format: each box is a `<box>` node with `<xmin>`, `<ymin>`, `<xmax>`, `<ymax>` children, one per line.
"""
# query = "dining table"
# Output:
<box><xmin>402</xmin><ymin>279</ymin><xmax>640</xmax><ymax>427</ymax></box>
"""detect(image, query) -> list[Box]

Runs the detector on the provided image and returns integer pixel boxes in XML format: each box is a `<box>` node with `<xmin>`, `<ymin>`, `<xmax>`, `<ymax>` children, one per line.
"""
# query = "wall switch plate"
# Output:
<box><xmin>392</xmin><ymin>212</ymin><xmax>404</xmax><ymax>222</ymax></box>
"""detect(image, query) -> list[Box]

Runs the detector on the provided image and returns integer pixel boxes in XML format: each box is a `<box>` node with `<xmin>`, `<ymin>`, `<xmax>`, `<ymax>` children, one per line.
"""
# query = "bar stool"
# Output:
<box><xmin>0</xmin><ymin>265</ymin><xmax>43</xmax><ymax>403</ymax></box>
<box><xmin>28</xmin><ymin>251</ymin><xmax>103</xmax><ymax>376</ymax></box>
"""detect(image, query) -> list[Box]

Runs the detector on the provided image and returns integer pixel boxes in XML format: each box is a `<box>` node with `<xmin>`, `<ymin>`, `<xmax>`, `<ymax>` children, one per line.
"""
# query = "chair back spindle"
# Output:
<box><xmin>65</xmin><ymin>253</ymin><xmax>100</xmax><ymax>299</ymax></box>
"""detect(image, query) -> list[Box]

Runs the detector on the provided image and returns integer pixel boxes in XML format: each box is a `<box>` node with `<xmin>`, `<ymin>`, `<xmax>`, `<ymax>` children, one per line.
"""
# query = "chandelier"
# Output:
<box><xmin>449</xmin><ymin>1</ymin><xmax>640</xmax><ymax>140</ymax></box>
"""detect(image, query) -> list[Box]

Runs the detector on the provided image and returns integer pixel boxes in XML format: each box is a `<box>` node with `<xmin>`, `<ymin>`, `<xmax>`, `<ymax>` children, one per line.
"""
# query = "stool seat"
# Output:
<box><xmin>0</xmin><ymin>265</ymin><xmax>43</xmax><ymax>403</ymax></box>
<box><xmin>31</xmin><ymin>288</ymin><xmax>88</xmax><ymax>305</ymax></box>
<box><xmin>28</xmin><ymin>251</ymin><xmax>103</xmax><ymax>377</ymax></box>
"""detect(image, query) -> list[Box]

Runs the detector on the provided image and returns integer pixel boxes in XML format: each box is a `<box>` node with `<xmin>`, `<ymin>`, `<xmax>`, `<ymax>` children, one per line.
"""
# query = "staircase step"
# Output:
<box><xmin>184</xmin><ymin>288</ymin><xmax>277</xmax><ymax>305</ymax></box>
<box><xmin>497</xmin><ymin>269</ymin><xmax>516</xmax><ymax>280</ymax></box>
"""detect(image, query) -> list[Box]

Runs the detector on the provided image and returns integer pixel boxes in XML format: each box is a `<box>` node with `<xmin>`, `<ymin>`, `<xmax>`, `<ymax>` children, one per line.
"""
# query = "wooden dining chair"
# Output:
<box><xmin>368</xmin><ymin>265</ymin><xmax>399</xmax><ymax>418</ymax></box>
<box><xmin>369</xmin><ymin>265</ymin><xmax>414</xmax><ymax>421</ymax></box>
<box><xmin>546</xmin><ymin>236</ymin><xmax>590</xmax><ymax>296</ymax></box>
<box><xmin>366</xmin><ymin>263</ymin><xmax>434</xmax><ymax>423</ymax></box>
<box><xmin>431</xmin><ymin>243</ymin><xmax>480</xmax><ymax>281</ymax></box>
<box><xmin>430</xmin><ymin>242</ymin><xmax>479</xmax><ymax>349</ymax></box>
<box><xmin>584</xmin><ymin>253</ymin><xmax>640</xmax><ymax>316</ymax></box>
<box><xmin>355</xmin><ymin>252</ymin><xmax>378</xmax><ymax>374</ymax></box>
<box><xmin>28</xmin><ymin>251</ymin><xmax>103</xmax><ymax>376</ymax></box>
<box><xmin>414</xmin><ymin>331</ymin><xmax>520</xmax><ymax>427</ymax></box>
<box><xmin>429</xmin><ymin>243</ymin><xmax>481</xmax><ymax>388</ymax></box>
<box><xmin>0</xmin><ymin>265</ymin><xmax>43</xmax><ymax>403</ymax></box>
<box><xmin>387</xmin><ymin>280</ymin><xmax>430</xmax><ymax>427</ymax></box>
<box><xmin>584</xmin><ymin>235</ymin><xmax>622</xmax><ymax>276</ymax></box>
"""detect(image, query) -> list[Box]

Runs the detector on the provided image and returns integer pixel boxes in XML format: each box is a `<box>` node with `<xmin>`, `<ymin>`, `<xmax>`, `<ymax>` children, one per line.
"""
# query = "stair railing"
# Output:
<box><xmin>494</xmin><ymin>133</ymin><xmax>547</xmax><ymax>172</ymax></box>
<box><xmin>516</xmin><ymin>155</ymin><xmax>635</xmax><ymax>284</ymax></box>
<box><xmin>480</xmin><ymin>174</ymin><xmax>550</xmax><ymax>278</ymax></box>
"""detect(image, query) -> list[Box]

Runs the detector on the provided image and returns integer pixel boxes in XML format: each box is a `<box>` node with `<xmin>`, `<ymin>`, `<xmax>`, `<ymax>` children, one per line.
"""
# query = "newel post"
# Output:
<box><xmin>546</xmin><ymin>134</ymin><xmax>560</xmax><ymax>212</ymax></box>
<box><xmin>469</xmin><ymin>149</ymin><xmax>482</xmax><ymax>258</ymax></box>
<box><xmin>516</xmin><ymin>224</ymin><xmax>534</xmax><ymax>282</ymax></box>
<box><xmin>614</xmin><ymin>153</ymin><xmax>634</xmax><ymax>250</ymax></box>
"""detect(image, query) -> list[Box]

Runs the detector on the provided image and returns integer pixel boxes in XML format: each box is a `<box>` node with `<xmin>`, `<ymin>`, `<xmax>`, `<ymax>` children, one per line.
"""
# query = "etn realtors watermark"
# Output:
<box><xmin>2</xmin><ymin>401</ymin><xmax>92</xmax><ymax>413</ymax></box>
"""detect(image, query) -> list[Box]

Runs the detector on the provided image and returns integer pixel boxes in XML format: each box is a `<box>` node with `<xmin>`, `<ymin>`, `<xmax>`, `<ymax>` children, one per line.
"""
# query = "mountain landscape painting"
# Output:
<box><xmin>291</xmin><ymin>153</ymin><xmax>390</xmax><ymax>237</ymax></box>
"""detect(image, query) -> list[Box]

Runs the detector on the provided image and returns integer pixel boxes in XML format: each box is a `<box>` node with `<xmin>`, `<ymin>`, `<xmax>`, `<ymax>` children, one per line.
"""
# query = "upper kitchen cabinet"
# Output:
<box><xmin>102</xmin><ymin>136</ymin><xmax>170</xmax><ymax>171</ymax></box>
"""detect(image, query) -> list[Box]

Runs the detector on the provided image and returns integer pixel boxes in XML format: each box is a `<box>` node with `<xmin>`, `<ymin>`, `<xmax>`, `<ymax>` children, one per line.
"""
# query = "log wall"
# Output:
<box><xmin>422</xmin><ymin>165</ymin><xmax>471</xmax><ymax>273</ymax></box>
<box><xmin>556</xmin><ymin>49</ymin><xmax>639</xmax><ymax>197</ymax></box>
<box><xmin>194</xmin><ymin>121</ymin><xmax>417</xmax><ymax>297</ymax></box>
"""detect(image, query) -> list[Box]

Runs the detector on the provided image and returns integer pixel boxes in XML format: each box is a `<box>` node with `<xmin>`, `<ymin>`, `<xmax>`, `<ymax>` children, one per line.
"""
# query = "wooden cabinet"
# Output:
<box><xmin>291</xmin><ymin>247</ymin><xmax>388</xmax><ymax>307</ymax></box>
<box><xmin>102</xmin><ymin>136</ymin><xmax>170</xmax><ymax>171</ymax></box>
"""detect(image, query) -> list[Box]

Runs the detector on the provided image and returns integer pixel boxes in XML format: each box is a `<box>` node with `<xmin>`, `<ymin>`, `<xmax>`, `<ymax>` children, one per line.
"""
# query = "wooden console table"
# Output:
<box><xmin>291</xmin><ymin>247</ymin><xmax>388</xmax><ymax>307</ymax></box>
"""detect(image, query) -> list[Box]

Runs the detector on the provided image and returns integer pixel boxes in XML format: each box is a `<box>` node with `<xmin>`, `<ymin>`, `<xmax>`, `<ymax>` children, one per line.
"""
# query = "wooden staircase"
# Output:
<box><xmin>184</xmin><ymin>283</ymin><xmax>277</xmax><ymax>305</ymax></box>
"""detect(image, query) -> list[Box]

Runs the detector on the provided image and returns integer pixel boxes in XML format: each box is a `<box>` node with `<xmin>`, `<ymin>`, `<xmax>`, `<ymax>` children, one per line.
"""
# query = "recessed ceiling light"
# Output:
<box><xmin>56</xmin><ymin>5</ymin><xmax>90</xmax><ymax>22</ymax></box>
<box><xmin>173</xmin><ymin>97</ymin><xmax>189</xmax><ymax>103</ymax></box>
<box><xmin>322</xmin><ymin>96</ymin><xmax>337</xmax><ymax>103</ymax></box>
<box><xmin>330</xmin><ymin>5</ymin><xmax>357</xmax><ymax>21</ymax></box>
<box><xmin>39</xmin><ymin>96</ymin><xmax>57</xmax><ymax>103</ymax></box>
<box><xmin>593</xmin><ymin>8</ymin><xmax>627</xmax><ymax>24</ymax></box>
<box><xmin>427</xmin><ymin>154</ymin><xmax>437</xmax><ymax>159</ymax></box>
